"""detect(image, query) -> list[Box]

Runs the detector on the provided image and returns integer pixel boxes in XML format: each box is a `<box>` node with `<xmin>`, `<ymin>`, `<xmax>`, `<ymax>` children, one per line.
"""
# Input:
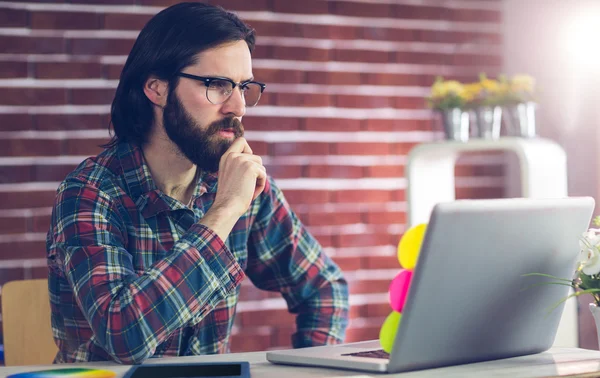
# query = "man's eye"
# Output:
<box><xmin>208</xmin><ymin>80</ymin><xmax>231</xmax><ymax>92</ymax></box>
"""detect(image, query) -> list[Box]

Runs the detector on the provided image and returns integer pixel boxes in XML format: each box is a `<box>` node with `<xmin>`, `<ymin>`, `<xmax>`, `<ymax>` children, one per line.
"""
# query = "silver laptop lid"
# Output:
<box><xmin>389</xmin><ymin>197</ymin><xmax>595</xmax><ymax>373</ymax></box>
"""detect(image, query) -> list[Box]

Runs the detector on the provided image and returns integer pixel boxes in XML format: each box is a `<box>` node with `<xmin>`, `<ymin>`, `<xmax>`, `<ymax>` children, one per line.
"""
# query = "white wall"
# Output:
<box><xmin>503</xmin><ymin>0</ymin><xmax>600</xmax><ymax>348</ymax></box>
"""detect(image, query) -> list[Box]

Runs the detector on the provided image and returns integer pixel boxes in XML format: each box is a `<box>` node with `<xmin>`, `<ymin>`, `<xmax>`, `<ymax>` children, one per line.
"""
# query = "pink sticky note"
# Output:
<box><xmin>389</xmin><ymin>269</ymin><xmax>413</xmax><ymax>312</ymax></box>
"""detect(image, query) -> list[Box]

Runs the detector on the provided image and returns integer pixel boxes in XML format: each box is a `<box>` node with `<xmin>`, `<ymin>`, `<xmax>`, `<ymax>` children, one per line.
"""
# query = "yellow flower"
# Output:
<box><xmin>510</xmin><ymin>74</ymin><xmax>535</xmax><ymax>93</ymax></box>
<box><xmin>430</xmin><ymin>80</ymin><xmax>464</xmax><ymax>99</ymax></box>
<box><xmin>480</xmin><ymin>78</ymin><xmax>501</xmax><ymax>94</ymax></box>
<box><xmin>462</xmin><ymin>83</ymin><xmax>482</xmax><ymax>102</ymax></box>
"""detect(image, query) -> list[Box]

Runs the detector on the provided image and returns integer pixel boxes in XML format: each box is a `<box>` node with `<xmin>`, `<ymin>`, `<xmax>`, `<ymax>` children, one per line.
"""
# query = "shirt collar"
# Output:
<box><xmin>116</xmin><ymin>142</ymin><xmax>219</xmax><ymax>218</ymax></box>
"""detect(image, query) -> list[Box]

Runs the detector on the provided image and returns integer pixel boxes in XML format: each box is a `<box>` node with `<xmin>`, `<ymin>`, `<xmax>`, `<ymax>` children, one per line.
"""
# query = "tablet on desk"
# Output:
<box><xmin>123</xmin><ymin>361</ymin><xmax>250</xmax><ymax>378</ymax></box>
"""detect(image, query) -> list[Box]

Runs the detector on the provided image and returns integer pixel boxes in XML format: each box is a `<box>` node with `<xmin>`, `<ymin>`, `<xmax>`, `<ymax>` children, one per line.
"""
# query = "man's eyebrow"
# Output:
<box><xmin>242</xmin><ymin>76</ymin><xmax>254</xmax><ymax>82</ymax></box>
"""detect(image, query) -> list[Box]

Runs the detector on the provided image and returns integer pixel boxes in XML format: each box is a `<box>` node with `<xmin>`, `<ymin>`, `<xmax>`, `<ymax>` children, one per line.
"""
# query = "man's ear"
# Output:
<box><xmin>143</xmin><ymin>76</ymin><xmax>168</xmax><ymax>108</ymax></box>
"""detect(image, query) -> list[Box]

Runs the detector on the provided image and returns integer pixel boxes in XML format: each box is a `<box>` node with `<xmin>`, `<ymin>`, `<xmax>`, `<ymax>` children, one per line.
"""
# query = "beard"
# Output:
<box><xmin>162</xmin><ymin>92</ymin><xmax>244</xmax><ymax>172</ymax></box>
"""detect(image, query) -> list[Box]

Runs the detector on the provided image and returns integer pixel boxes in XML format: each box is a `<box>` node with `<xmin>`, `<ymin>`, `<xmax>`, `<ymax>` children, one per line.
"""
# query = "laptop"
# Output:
<box><xmin>266</xmin><ymin>197</ymin><xmax>595</xmax><ymax>374</ymax></box>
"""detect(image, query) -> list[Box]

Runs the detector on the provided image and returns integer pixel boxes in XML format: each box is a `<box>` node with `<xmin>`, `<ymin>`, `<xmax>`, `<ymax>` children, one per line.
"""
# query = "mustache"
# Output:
<box><xmin>208</xmin><ymin>117</ymin><xmax>244</xmax><ymax>135</ymax></box>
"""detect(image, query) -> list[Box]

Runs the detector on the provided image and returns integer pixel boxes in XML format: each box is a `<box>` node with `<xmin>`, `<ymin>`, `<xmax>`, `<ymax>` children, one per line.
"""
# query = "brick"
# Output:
<box><xmin>205</xmin><ymin>0</ymin><xmax>270</xmax><ymax>11</ymax></box>
<box><xmin>394</xmin><ymin>189</ymin><xmax>406</xmax><ymax>202</ymax></box>
<box><xmin>331</xmin><ymin>256</ymin><xmax>362</xmax><ymax>272</ymax></box>
<box><xmin>70</xmin><ymin>88</ymin><xmax>116</xmax><ymax>105</ymax></box>
<box><xmin>362</xmin><ymin>119</ymin><xmax>429</xmax><ymax>132</ymax></box>
<box><xmin>34</xmin><ymin>164</ymin><xmax>77</xmax><ymax>182</ymax></box>
<box><xmin>451</xmin><ymin>9</ymin><xmax>502</xmax><ymax>23</ymax></box>
<box><xmin>0</xmin><ymin>190</ymin><xmax>57</xmax><ymax>210</ymax></box>
<box><xmin>105</xmin><ymin>64</ymin><xmax>124</xmax><ymax>80</ymax></box>
<box><xmin>334</xmin><ymin>49</ymin><xmax>391</xmax><ymax>64</ymax></box>
<box><xmin>270</xmin><ymin>142</ymin><xmax>330</xmax><ymax>156</ymax></box>
<box><xmin>455</xmin><ymin>187</ymin><xmax>505</xmax><ymax>200</ymax></box>
<box><xmin>306</xmin><ymin>71</ymin><xmax>361</xmax><ymax>85</ymax></box>
<box><xmin>247</xmin><ymin>21</ymin><xmax>299</xmax><ymax>39</ymax></box>
<box><xmin>31</xmin><ymin>11</ymin><xmax>102</xmax><ymax>29</ymax></box>
<box><xmin>29</xmin><ymin>266</ymin><xmax>49</xmax><ymax>280</ymax></box>
<box><xmin>361</xmin><ymin>27</ymin><xmax>415</xmax><ymax>42</ymax></box>
<box><xmin>264</xmin><ymin>164</ymin><xmax>302</xmax><ymax>179</ymax></box>
<box><xmin>253</xmin><ymin>68</ymin><xmax>304</xmax><ymax>84</ymax></box>
<box><xmin>103</xmin><ymin>13</ymin><xmax>151</xmax><ymax>30</ymax></box>
<box><xmin>273</xmin><ymin>46</ymin><xmax>330</xmax><ymax>62</ymax></box>
<box><xmin>329</xmin><ymin>25</ymin><xmax>361</xmax><ymax>40</ymax></box>
<box><xmin>238</xmin><ymin>283</ymin><xmax>269</xmax><ymax>302</ymax></box>
<box><xmin>394</xmin><ymin>97</ymin><xmax>427</xmax><ymax>109</ymax></box>
<box><xmin>366</xmin><ymin>166</ymin><xmax>404</xmax><ymax>178</ymax></box>
<box><xmin>335</xmin><ymin>95</ymin><xmax>394</xmax><ymax>109</ymax></box>
<box><xmin>304</xmin><ymin>118</ymin><xmax>361</xmax><ymax>132</ymax></box>
<box><xmin>314</xmin><ymin>234</ymin><xmax>333</xmax><ymax>248</ymax></box>
<box><xmin>250</xmin><ymin>44</ymin><xmax>271</xmax><ymax>60</ymax></box>
<box><xmin>393</xmin><ymin>142</ymin><xmax>419</xmax><ymax>155</ymax></box>
<box><xmin>69</xmin><ymin>38</ymin><xmax>134</xmax><ymax>56</ymax></box>
<box><xmin>32</xmin><ymin>214</ymin><xmax>52</xmax><ymax>233</ymax></box>
<box><xmin>0</xmin><ymin>217</ymin><xmax>29</xmax><ymax>234</ymax></box>
<box><xmin>0</xmin><ymin>61</ymin><xmax>28</xmax><ymax>79</ymax></box>
<box><xmin>243</xmin><ymin>117</ymin><xmax>301</xmax><ymax>132</ymax></box>
<box><xmin>345</xmin><ymin>324</ymin><xmax>381</xmax><ymax>343</ymax></box>
<box><xmin>248</xmin><ymin>141</ymin><xmax>268</xmax><ymax>156</ymax></box>
<box><xmin>0</xmin><ymin>88</ymin><xmax>68</xmax><ymax>106</ymax></box>
<box><xmin>230</xmin><ymin>329</ymin><xmax>273</xmax><ymax>353</ymax></box>
<box><xmin>35</xmin><ymin>114</ymin><xmax>109</xmax><ymax>131</ymax></box>
<box><xmin>305</xmin><ymin>165</ymin><xmax>363</xmax><ymax>179</ymax></box>
<box><xmin>361</xmin><ymin>73</ymin><xmax>424</xmax><ymax>86</ymax></box>
<box><xmin>0</xmin><ymin>165</ymin><xmax>34</xmax><ymax>184</ymax></box>
<box><xmin>0</xmin><ymin>114</ymin><xmax>34</xmax><ymax>131</ymax></box>
<box><xmin>334</xmin><ymin>143</ymin><xmax>392</xmax><ymax>156</ymax></box>
<box><xmin>71</xmin><ymin>0</ymin><xmax>136</xmax><ymax>3</ymax></box>
<box><xmin>394</xmin><ymin>51</ymin><xmax>447</xmax><ymax>66</ymax></box>
<box><xmin>0</xmin><ymin>240</ymin><xmax>46</xmax><ymax>259</ymax></box>
<box><xmin>336</xmin><ymin>232</ymin><xmax>395</xmax><ymax>248</ymax></box>
<box><xmin>453</xmin><ymin>54</ymin><xmax>503</xmax><ymax>67</ymax></box>
<box><xmin>239</xmin><ymin>309</ymin><xmax>295</xmax><ymax>327</ymax></box>
<box><xmin>0</xmin><ymin>268</ymin><xmax>26</xmax><ymax>286</ymax></box>
<box><xmin>349</xmin><ymin>303</ymin><xmax>365</xmax><ymax>319</ymax></box>
<box><xmin>274</xmin><ymin>93</ymin><xmax>332</xmax><ymax>107</ymax></box>
<box><xmin>0</xmin><ymin>8</ymin><xmax>28</xmax><ymax>27</ymax></box>
<box><xmin>330</xmin><ymin>1</ymin><xmax>393</xmax><ymax>18</ymax></box>
<box><xmin>305</xmin><ymin>211</ymin><xmax>362</xmax><ymax>227</ymax></box>
<box><xmin>364</xmin><ymin>255</ymin><xmax>400</xmax><ymax>270</ymax></box>
<box><xmin>64</xmin><ymin>139</ymin><xmax>110</xmax><ymax>156</ymax></box>
<box><xmin>271</xmin><ymin>326</ymin><xmax>295</xmax><ymax>348</ymax></box>
<box><xmin>0</xmin><ymin>139</ymin><xmax>62</xmax><ymax>157</ymax></box>
<box><xmin>364</xmin><ymin>210</ymin><xmax>406</xmax><ymax>225</ymax></box>
<box><xmin>271</xmin><ymin>0</ymin><xmax>329</xmax><ymax>14</ymax></box>
<box><xmin>334</xmin><ymin>190</ymin><xmax>394</xmax><ymax>204</ymax></box>
<box><xmin>283</xmin><ymin>190</ymin><xmax>331</xmax><ymax>205</ymax></box>
<box><xmin>255</xmin><ymin>92</ymin><xmax>275</xmax><ymax>106</ymax></box>
<box><xmin>35</xmin><ymin>62</ymin><xmax>104</xmax><ymax>79</ymax></box>
<box><xmin>349</xmin><ymin>279</ymin><xmax>390</xmax><ymax>295</ymax></box>
<box><xmin>365</xmin><ymin>302</ymin><xmax>391</xmax><ymax>318</ymax></box>
<box><xmin>394</xmin><ymin>4</ymin><xmax>446</xmax><ymax>19</ymax></box>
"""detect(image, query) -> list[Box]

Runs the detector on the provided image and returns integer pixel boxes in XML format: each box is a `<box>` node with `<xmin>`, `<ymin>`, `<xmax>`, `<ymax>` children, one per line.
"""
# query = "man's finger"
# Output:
<box><xmin>225</xmin><ymin>137</ymin><xmax>253</xmax><ymax>155</ymax></box>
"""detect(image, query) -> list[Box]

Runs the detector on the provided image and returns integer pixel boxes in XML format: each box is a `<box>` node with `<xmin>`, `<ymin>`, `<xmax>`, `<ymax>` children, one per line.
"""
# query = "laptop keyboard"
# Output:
<box><xmin>342</xmin><ymin>349</ymin><xmax>390</xmax><ymax>359</ymax></box>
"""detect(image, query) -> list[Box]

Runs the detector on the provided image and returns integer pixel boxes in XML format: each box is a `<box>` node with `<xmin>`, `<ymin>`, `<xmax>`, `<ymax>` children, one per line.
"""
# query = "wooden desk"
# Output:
<box><xmin>1</xmin><ymin>347</ymin><xmax>600</xmax><ymax>378</ymax></box>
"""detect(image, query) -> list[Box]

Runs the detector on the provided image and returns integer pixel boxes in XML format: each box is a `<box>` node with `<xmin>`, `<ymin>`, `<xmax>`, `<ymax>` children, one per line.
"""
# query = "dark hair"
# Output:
<box><xmin>107</xmin><ymin>2</ymin><xmax>255</xmax><ymax>147</ymax></box>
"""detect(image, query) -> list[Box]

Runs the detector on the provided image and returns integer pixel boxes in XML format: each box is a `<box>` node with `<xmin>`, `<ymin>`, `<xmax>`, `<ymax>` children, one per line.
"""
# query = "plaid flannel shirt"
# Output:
<box><xmin>46</xmin><ymin>142</ymin><xmax>349</xmax><ymax>364</ymax></box>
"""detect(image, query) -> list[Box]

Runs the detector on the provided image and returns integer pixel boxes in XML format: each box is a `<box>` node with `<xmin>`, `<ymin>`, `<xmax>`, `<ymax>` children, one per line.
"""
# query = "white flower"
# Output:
<box><xmin>579</xmin><ymin>229</ymin><xmax>600</xmax><ymax>275</ymax></box>
<box><xmin>580</xmin><ymin>230</ymin><xmax>600</xmax><ymax>250</ymax></box>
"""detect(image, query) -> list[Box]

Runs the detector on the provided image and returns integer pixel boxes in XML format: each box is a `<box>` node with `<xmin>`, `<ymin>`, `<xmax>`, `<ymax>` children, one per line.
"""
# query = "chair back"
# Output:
<box><xmin>2</xmin><ymin>279</ymin><xmax>58</xmax><ymax>366</ymax></box>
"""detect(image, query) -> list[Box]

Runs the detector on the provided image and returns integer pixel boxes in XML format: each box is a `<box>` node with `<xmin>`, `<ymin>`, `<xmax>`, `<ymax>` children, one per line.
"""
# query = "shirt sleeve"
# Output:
<box><xmin>245</xmin><ymin>177</ymin><xmax>349</xmax><ymax>348</ymax></box>
<box><xmin>47</xmin><ymin>179</ymin><xmax>245</xmax><ymax>364</ymax></box>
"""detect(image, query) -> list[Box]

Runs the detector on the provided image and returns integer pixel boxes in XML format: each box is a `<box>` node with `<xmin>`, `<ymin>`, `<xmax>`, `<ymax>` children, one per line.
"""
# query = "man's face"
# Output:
<box><xmin>163</xmin><ymin>40</ymin><xmax>252</xmax><ymax>172</ymax></box>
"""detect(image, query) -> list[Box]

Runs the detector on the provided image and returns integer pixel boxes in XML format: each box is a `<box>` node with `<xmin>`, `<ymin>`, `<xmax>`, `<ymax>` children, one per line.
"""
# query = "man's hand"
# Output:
<box><xmin>213</xmin><ymin>137</ymin><xmax>267</xmax><ymax>216</ymax></box>
<box><xmin>200</xmin><ymin>138</ymin><xmax>266</xmax><ymax>241</ymax></box>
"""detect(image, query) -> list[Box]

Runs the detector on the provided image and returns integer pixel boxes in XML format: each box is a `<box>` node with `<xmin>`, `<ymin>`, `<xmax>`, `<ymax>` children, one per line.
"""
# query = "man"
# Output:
<box><xmin>46</xmin><ymin>2</ymin><xmax>349</xmax><ymax>364</ymax></box>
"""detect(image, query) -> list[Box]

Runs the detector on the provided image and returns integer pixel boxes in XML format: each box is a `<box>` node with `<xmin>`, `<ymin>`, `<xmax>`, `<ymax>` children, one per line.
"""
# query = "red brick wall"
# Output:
<box><xmin>0</xmin><ymin>0</ymin><xmax>504</xmax><ymax>353</ymax></box>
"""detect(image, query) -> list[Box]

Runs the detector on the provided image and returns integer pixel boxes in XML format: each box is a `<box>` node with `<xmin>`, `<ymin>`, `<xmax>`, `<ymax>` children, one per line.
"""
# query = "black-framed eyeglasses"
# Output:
<box><xmin>177</xmin><ymin>72</ymin><xmax>266</xmax><ymax>107</ymax></box>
